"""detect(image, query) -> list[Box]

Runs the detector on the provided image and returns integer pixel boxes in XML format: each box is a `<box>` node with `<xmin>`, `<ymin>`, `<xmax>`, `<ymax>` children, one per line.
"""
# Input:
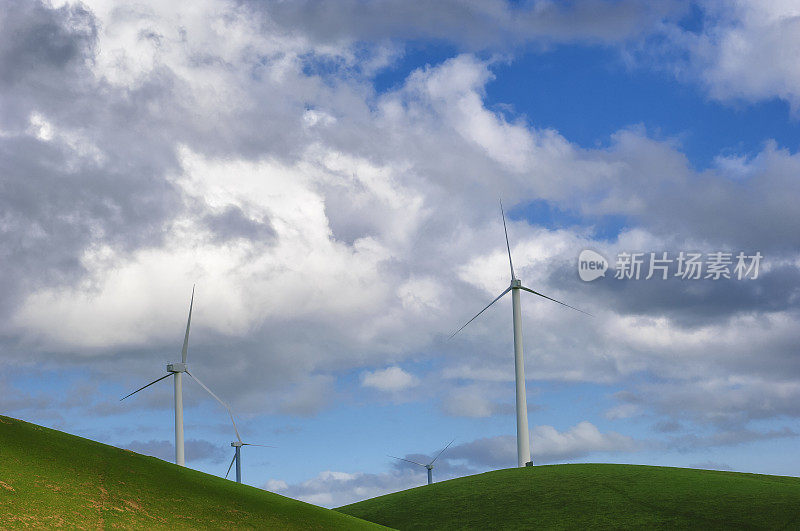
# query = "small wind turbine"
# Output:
<box><xmin>183</xmin><ymin>371</ymin><xmax>272</xmax><ymax>484</ymax></box>
<box><xmin>450</xmin><ymin>202</ymin><xmax>591</xmax><ymax>468</ymax></box>
<box><xmin>121</xmin><ymin>286</ymin><xmax>239</xmax><ymax>467</ymax></box>
<box><xmin>390</xmin><ymin>439</ymin><xmax>454</xmax><ymax>485</ymax></box>
<box><xmin>225</xmin><ymin>439</ymin><xmax>273</xmax><ymax>484</ymax></box>
<box><xmin>214</xmin><ymin>395</ymin><xmax>274</xmax><ymax>486</ymax></box>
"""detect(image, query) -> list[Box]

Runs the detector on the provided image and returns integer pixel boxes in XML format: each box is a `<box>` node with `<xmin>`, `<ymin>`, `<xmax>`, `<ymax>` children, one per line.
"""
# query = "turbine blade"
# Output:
<box><xmin>185</xmin><ymin>370</ymin><xmax>242</xmax><ymax>444</ymax></box>
<box><xmin>119</xmin><ymin>373</ymin><xmax>172</xmax><ymax>401</ymax></box>
<box><xmin>449</xmin><ymin>287</ymin><xmax>511</xmax><ymax>339</ymax></box>
<box><xmin>519</xmin><ymin>285</ymin><xmax>593</xmax><ymax>316</ymax></box>
<box><xmin>429</xmin><ymin>439</ymin><xmax>455</xmax><ymax>465</ymax></box>
<box><xmin>242</xmin><ymin>443</ymin><xmax>275</xmax><ymax>448</ymax></box>
<box><xmin>181</xmin><ymin>285</ymin><xmax>195</xmax><ymax>363</ymax></box>
<box><xmin>500</xmin><ymin>199</ymin><xmax>515</xmax><ymax>280</ymax></box>
<box><xmin>388</xmin><ymin>455</ymin><xmax>426</xmax><ymax>467</ymax></box>
<box><xmin>225</xmin><ymin>453</ymin><xmax>236</xmax><ymax>479</ymax></box>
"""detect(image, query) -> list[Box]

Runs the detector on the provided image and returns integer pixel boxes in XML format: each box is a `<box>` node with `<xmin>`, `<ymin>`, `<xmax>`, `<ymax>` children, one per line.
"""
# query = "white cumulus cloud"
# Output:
<box><xmin>361</xmin><ymin>366</ymin><xmax>419</xmax><ymax>392</ymax></box>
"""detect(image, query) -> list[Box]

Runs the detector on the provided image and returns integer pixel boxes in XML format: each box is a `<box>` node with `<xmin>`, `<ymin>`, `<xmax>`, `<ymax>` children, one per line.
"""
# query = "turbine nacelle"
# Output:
<box><xmin>167</xmin><ymin>363</ymin><xmax>187</xmax><ymax>373</ymax></box>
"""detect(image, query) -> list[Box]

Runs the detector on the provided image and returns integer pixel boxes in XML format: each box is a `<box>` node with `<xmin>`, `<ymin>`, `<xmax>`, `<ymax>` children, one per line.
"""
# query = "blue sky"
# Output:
<box><xmin>378</xmin><ymin>41</ymin><xmax>799</xmax><ymax>171</ymax></box>
<box><xmin>2</xmin><ymin>0</ymin><xmax>800</xmax><ymax>508</ymax></box>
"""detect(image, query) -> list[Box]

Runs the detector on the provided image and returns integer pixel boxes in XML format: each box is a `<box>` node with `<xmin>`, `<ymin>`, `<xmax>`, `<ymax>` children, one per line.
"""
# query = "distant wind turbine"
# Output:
<box><xmin>121</xmin><ymin>286</ymin><xmax>239</xmax><ymax>467</ymax></box>
<box><xmin>390</xmin><ymin>439</ymin><xmax>454</xmax><ymax>485</ymax></box>
<box><xmin>209</xmin><ymin>390</ymin><xmax>274</xmax><ymax>485</ymax></box>
<box><xmin>179</xmin><ymin>368</ymin><xmax>273</xmax><ymax>484</ymax></box>
<box><xmin>226</xmin><ymin>439</ymin><xmax>273</xmax><ymax>484</ymax></box>
<box><xmin>450</xmin><ymin>202</ymin><xmax>591</xmax><ymax>467</ymax></box>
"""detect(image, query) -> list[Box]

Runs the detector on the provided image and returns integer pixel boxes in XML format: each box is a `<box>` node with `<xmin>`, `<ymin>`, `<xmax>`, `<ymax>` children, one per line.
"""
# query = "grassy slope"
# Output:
<box><xmin>0</xmin><ymin>415</ymin><xmax>384</xmax><ymax>529</ymax></box>
<box><xmin>338</xmin><ymin>463</ymin><xmax>800</xmax><ymax>530</ymax></box>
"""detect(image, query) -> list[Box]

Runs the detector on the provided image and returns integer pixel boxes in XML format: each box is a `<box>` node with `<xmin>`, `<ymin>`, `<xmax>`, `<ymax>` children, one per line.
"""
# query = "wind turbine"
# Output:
<box><xmin>121</xmin><ymin>286</ymin><xmax>239</xmax><ymax>467</ymax></box>
<box><xmin>225</xmin><ymin>439</ymin><xmax>273</xmax><ymax>484</ymax></box>
<box><xmin>180</xmin><ymin>370</ymin><xmax>271</xmax><ymax>484</ymax></box>
<box><xmin>213</xmin><ymin>391</ymin><xmax>274</xmax><ymax>486</ymax></box>
<box><xmin>450</xmin><ymin>203</ymin><xmax>591</xmax><ymax>468</ymax></box>
<box><xmin>389</xmin><ymin>439</ymin><xmax>454</xmax><ymax>485</ymax></box>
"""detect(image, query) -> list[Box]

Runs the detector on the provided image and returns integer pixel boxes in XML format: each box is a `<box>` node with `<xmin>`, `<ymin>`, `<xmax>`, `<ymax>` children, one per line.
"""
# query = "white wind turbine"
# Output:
<box><xmin>121</xmin><ymin>286</ymin><xmax>240</xmax><ymax>467</ymax></box>
<box><xmin>450</xmin><ymin>203</ymin><xmax>591</xmax><ymax>467</ymax></box>
<box><xmin>389</xmin><ymin>439</ymin><xmax>454</xmax><ymax>486</ymax></box>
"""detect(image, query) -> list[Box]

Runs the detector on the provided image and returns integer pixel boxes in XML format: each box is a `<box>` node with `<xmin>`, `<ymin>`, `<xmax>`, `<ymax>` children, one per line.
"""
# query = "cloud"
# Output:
<box><xmin>441</xmin><ymin>387</ymin><xmax>503</xmax><ymax>418</ymax></box>
<box><xmin>268</xmin><ymin>445</ymin><xmax>473</xmax><ymax>507</ymax></box>
<box><xmin>439</xmin><ymin>382</ymin><xmax>534</xmax><ymax>418</ymax></box>
<box><xmin>200</xmin><ymin>204</ymin><xmax>277</xmax><ymax>244</ymax></box>
<box><xmin>266</xmin><ymin>468</ymin><xmax>431</xmax><ymax>508</ymax></box>
<box><xmin>534</xmin><ymin>422</ymin><xmax>639</xmax><ymax>461</ymax></box>
<box><xmin>0</xmin><ymin>0</ymin><xmax>96</xmax><ymax>88</ymax></box>
<box><xmin>614</xmin><ymin>376</ymin><xmax>800</xmax><ymax>428</ymax></box>
<box><xmin>252</xmin><ymin>0</ymin><xmax>682</xmax><ymax>49</ymax></box>
<box><xmin>450</xmin><ymin>422</ymin><xmax>639</xmax><ymax>467</ymax></box>
<box><xmin>123</xmin><ymin>438</ymin><xmax>227</xmax><ymax>463</ymax></box>
<box><xmin>0</xmin><ymin>0</ymin><xmax>183</xmax><ymax>327</ymax></box>
<box><xmin>637</xmin><ymin>1</ymin><xmax>800</xmax><ymax>111</ymax></box>
<box><xmin>653</xmin><ymin>420</ymin><xmax>683</xmax><ymax>433</ymax></box>
<box><xmin>668</xmin><ymin>427</ymin><xmax>796</xmax><ymax>451</ymax></box>
<box><xmin>692</xmin><ymin>1</ymin><xmax>800</xmax><ymax>110</ymax></box>
<box><xmin>361</xmin><ymin>366</ymin><xmax>419</xmax><ymax>392</ymax></box>
<box><xmin>604</xmin><ymin>403</ymin><xmax>642</xmax><ymax>420</ymax></box>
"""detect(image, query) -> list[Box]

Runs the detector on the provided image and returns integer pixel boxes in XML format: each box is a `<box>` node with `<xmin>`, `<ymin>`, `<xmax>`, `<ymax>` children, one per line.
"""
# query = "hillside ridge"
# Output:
<box><xmin>337</xmin><ymin>462</ymin><xmax>800</xmax><ymax>530</ymax></box>
<box><xmin>0</xmin><ymin>415</ymin><xmax>384</xmax><ymax>529</ymax></box>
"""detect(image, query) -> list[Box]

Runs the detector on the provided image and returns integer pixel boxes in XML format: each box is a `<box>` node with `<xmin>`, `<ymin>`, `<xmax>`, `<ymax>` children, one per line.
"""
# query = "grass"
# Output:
<box><xmin>337</xmin><ymin>463</ymin><xmax>800</xmax><ymax>530</ymax></box>
<box><xmin>0</xmin><ymin>415</ymin><xmax>385</xmax><ymax>529</ymax></box>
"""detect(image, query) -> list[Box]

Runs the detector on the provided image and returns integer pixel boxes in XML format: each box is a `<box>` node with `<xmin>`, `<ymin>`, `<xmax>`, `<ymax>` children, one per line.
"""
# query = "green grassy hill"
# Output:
<box><xmin>0</xmin><ymin>415</ymin><xmax>384</xmax><ymax>529</ymax></box>
<box><xmin>337</xmin><ymin>463</ymin><xmax>800</xmax><ymax>530</ymax></box>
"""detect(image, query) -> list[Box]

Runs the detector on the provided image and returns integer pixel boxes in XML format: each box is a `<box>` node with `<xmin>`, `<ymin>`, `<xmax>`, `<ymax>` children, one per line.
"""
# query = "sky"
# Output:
<box><xmin>1</xmin><ymin>0</ymin><xmax>800</xmax><ymax>508</ymax></box>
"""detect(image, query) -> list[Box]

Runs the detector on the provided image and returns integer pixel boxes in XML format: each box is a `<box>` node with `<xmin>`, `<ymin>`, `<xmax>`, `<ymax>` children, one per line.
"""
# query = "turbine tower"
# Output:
<box><xmin>121</xmin><ymin>286</ymin><xmax>239</xmax><ymax>467</ymax></box>
<box><xmin>450</xmin><ymin>203</ymin><xmax>591</xmax><ymax>467</ymax></box>
<box><xmin>389</xmin><ymin>439</ymin><xmax>454</xmax><ymax>485</ymax></box>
